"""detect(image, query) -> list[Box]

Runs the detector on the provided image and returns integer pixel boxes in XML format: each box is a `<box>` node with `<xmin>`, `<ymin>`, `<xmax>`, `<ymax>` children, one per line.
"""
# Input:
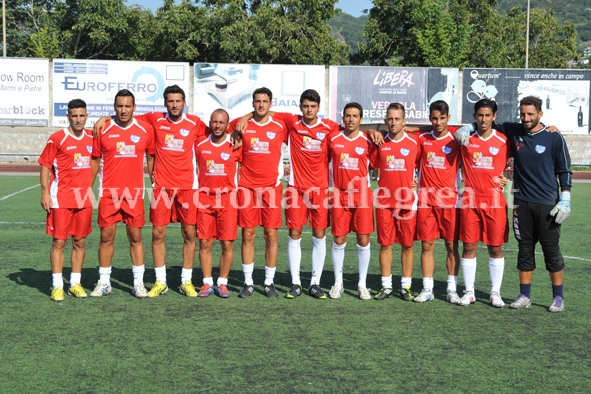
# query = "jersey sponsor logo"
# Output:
<box><xmin>164</xmin><ymin>134</ymin><xmax>184</xmax><ymax>151</ymax></box>
<box><xmin>381</xmin><ymin>147</ymin><xmax>391</xmax><ymax>151</ymax></box>
<box><xmin>130</xmin><ymin>135</ymin><xmax>140</xmax><ymax>144</ymax></box>
<box><xmin>296</xmin><ymin>129</ymin><xmax>309</xmax><ymax>135</ymax></box>
<box><xmin>266</xmin><ymin>131</ymin><xmax>276</xmax><ymax>140</ymax></box>
<box><xmin>489</xmin><ymin>146</ymin><xmax>499</xmax><ymax>155</ymax></box>
<box><xmin>108</xmin><ymin>134</ymin><xmax>120</xmax><ymax>138</ymax></box>
<box><xmin>426</xmin><ymin>151</ymin><xmax>445</xmax><ymax>168</ymax></box>
<box><xmin>400</xmin><ymin>148</ymin><xmax>410</xmax><ymax>156</ymax></box>
<box><xmin>180</xmin><ymin>128</ymin><xmax>190</xmax><ymax>137</ymax></box>
<box><xmin>86</xmin><ymin>145</ymin><xmax>93</xmax><ymax>153</ymax></box>
<box><xmin>386</xmin><ymin>155</ymin><xmax>405</xmax><ymax>170</ymax></box>
<box><xmin>339</xmin><ymin>153</ymin><xmax>359</xmax><ymax>169</ymax></box>
<box><xmin>316</xmin><ymin>132</ymin><xmax>326</xmax><ymax>140</ymax></box>
<box><xmin>67</xmin><ymin>146</ymin><xmax>76</xmax><ymax>150</ymax></box>
<box><xmin>206</xmin><ymin>159</ymin><xmax>226</xmax><ymax>175</ymax></box>
<box><xmin>442</xmin><ymin>146</ymin><xmax>452</xmax><ymax>155</ymax></box>
<box><xmin>334</xmin><ymin>144</ymin><xmax>344</xmax><ymax>148</ymax></box>
<box><xmin>250</xmin><ymin>137</ymin><xmax>270</xmax><ymax>153</ymax></box>
<box><xmin>535</xmin><ymin>145</ymin><xmax>546</xmax><ymax>154</ymax></box>
<box><xmin>116</xmin><ymin>141</ymin><xmax>136</xmax><ymax>156</ymax></box>
<box><xmin>244</xmin><ymin>129</ymin><xmax>256</xmax><ymax>134</ymax></box>
<box><xmin>472</xmin><ymin>152</ymin><xmax>493</xmax><ymax>168</ymax></box>
<box><xmin>355</xmin><ymin>147</ymin><xmax>365</xmax><ymax>155</ymax></box>
<box><xmin>73</xmin><ymin>153</ymin><xmax>91</xmax><ymax>168</ymax></box>
<box><xmin>160</xmin><ymin>126</ymin><xmax>170</xmax><ymax>130</ymax></box>
<box><xmin>423</xmin><ymin>141</ymin><xmax>433</xmax><ymax>146</ymax></box>
<box><xmin>302</xmin><ymin>136</ymin><xmax>322</xmax><ymax>151</ymax></box>
<box><xmin>220</xmin><ymin>152</ymin><xmax>230</xmax><ymax>161</ymax></box>
<box><xmin>469</xmin><ymin>144</ymin><xmax>480</xmax><ymax>148</ymax></box>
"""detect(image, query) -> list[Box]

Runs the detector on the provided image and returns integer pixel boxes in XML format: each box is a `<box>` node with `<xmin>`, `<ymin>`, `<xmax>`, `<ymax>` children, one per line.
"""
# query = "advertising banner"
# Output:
<box><xmin>52</xmin><ymin>59</ymin><xmax>190</xmax><ymax>127</ymax></box>
<box><xmin>193</xmin><ymin>63</ymin><xmax>326</xmax><ymax>122</ymax></box>
<box><xmin>329</xmin><ymin>66</ymin><xmax>460</xmax><ymax>124</ymax></box>
<box><xmin>462</xmin><ymin>68</ymin><xmax>591</xmax><ymax>134</ymax></box>
<box><xmin>0</xmin><ymin>58</ymin><xmax>49</xmax><ymax>127</ymax></box>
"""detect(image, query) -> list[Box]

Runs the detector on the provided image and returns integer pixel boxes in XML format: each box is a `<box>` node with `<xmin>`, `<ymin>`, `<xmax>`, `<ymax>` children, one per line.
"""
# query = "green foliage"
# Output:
<box><xmin>357</xmin><ymin>0</ymin><xmax>578</xmax><ymax>68</ymax></box>
<box><xmin>327</xmin><ymin>11</ymin><xmax>368</xmax><ymax>55</ymax></box>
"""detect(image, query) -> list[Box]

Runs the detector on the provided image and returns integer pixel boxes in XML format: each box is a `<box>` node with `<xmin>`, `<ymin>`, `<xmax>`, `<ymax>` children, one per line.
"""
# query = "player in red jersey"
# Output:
<box><xmin>457</xmin><ymin>99</ymin><xmax>509</xmax><ymax>307</ymax></box>
<box><xmin>90</xmin><ymin>89</ymin><xmax>155</xmax><ymax>298</ymax></box>
<box><xmin>39</xmin><ymin>99</ymin><xmax>94</xmax><ymax>301</ymax></box>
<box><xmin>94</xmin><ymin>85</ymin><xmax>208</xmax><ymax>297</ymax></box>
<box><xmin>328</xmin><ymin>102</ymin><xmax>376</xmax><ymax>300</ymax></box>
<box><xmin>414</xmin><ymin>100</ymin><xmax>462</xmax><ymax>304</ymax></box>
<box><xmin>227</xmin><ymin>87</ymin><xmax>287</xmax><ymax>298</ymax></box>
<box><xmin>194</xmin><ymin>109</ymin><xmax>242</xmax><ymax>298</ymax></box>
<box><xmin>370</xmin><ymin>103</ymin><xmax>420</xmax><ymax>302</ymax></box>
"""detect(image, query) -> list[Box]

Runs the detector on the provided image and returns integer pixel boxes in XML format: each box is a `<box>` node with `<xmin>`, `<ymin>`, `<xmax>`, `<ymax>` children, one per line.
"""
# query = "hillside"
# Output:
<box><xmin>498</xmin><ymin>0</ymin><xmax>591</xmax><ymax>41</ymax></box>
<box><xmin>327</xmin><ymin>11</ymin><xmax>368</xmax><ymax>54</ymax></box>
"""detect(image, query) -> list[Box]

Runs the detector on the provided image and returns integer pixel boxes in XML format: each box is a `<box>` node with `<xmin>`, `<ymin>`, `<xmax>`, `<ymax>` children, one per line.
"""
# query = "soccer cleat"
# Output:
<box><xmin>216</xmin><ymin>284</ymin><xmax>231</xmax><ymax>298</ymax></box>
<box><xmin>90</xmin><ymin>281</ymin><xmax>112</xmax><ymax>298</ymax></box>
<box><xmin>414</xmin><ymin>289</ymin><xmax>434</xmax><ymax>303</ymax></box>
<box><xmin>132</xmin><ymin>283</ymin><xmax>148</xmax><ymax>298</ymax></box>
<box><xmin>285</xmin><ymin>284</ymin><xmax>302</xmax><ymax>299</ymax></box>
<box><xmin>147</xmin><ymin>280</ymin><xmax>168</xmax><ymax>298</ymax></box>
<box><xmin>548</xmin><ymin>295</ymin><xmax>564</xmax><ymax>312</ymax></box>
<box><xmin>51</xmin><ymin>287</ymin><xmax>65</xmax><ymax>302</ymax></box>
<box><xmin>490</xmin><ymin>291</ymin><xmax>505</xmax><ymax>308</ymax></box>
<box><xmin>358</xmin><ymin>286</ymin><xmax>371</xmax><ymax>300</ymax></box>
<box><xmin>179</xmin><ymin>280</ymin><xmax>198</xmax><ymax>297</ymax></box>
<box><xmin>238</xmin><ymin>283</ymin><xmax>255</xmax><ymax>298</ymax></box>
<box><xmin>447</xmin><ymin>290</ymin><xmax>461</xmax><ymax>304</ymax></box>
<box><xmin>458</xmin><ymin>290</ymin><xmax>476</xmax><ymax>306</ymax></box>
<box><xmin>263</xmin><ymin>283</ymin><xmax>279</xmax><ymax>298</ymax></box>
<box><xmin>68</xmin><ymin>283</ymin><xmax>87</xmax><ymax>298</ymax></box>
<box><xmin>309</xmin><ymin>284</ymin><xmax>327</xmax><ymax>299</ymax></box>
<box><xmin>329</xmin><ymin>282</ymin><xmax>344</xmax><ymax>299</ymax></box>
<box><xmin>509</xmin><ymin>294</ymin><xmax>531</xmax><ymax>309</ymax></box>
<box><xmin>198</xmin><ymin>284</ymin><xmax>214</xmax><ymax>298</ymax></box>
<box><xmin>400</xmin><ymin>286</ymin><xmax>415</xmax><ymax>301</ymax></box>
<box><xmin>374</xmin><ymin>287</ymin><xmax>394</xmax><ymax>300</ymax></box>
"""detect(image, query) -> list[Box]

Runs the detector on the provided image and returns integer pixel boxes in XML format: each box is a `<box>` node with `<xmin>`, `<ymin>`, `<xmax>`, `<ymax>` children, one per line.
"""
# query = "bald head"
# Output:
<box><xmin>209</xmin><ymin>108</ymin><xmax>230</xmax><ymax>139</ymax></box>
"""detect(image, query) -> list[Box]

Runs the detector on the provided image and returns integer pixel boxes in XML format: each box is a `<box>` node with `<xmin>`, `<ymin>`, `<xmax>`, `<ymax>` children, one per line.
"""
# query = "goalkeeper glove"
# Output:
<box><xmin>549</xmin><ymin>192</ymin><xmax>571</xmax><ymax>224</ymax></box>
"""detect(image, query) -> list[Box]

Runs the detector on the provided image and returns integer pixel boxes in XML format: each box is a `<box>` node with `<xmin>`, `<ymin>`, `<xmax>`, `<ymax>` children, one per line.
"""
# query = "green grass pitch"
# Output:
<box><xmin>0</xmin><ymin>175</ymin><xmax>590</xmax><ymax>393</ymax></box>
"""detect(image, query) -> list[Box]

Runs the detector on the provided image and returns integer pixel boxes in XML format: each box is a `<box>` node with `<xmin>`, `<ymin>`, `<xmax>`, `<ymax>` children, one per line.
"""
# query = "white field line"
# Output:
<box><xmin>0</xmin><ymin>184</ymin><xmax>39</xmax><ymax>201</ymax></box>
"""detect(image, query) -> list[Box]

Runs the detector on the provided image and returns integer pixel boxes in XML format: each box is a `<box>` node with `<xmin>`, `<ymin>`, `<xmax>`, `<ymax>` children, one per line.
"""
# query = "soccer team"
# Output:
<box><xmin>39</xmin><ymin>84</ymin><xmax>572</xmax><ymax>312</ymax></box>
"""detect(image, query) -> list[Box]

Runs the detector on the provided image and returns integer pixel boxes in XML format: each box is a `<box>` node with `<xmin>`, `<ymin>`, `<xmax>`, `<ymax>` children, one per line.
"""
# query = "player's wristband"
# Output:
<box><xmin>560</xmin><ymin>191</ymin><xmax>570</xmax><ymax>202</ymax></box>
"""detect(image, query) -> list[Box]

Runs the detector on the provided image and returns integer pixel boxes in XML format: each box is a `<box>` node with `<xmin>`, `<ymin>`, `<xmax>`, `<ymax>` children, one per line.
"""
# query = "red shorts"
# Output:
<box><xmin>416</xmin><ymin>205</ymin><xmax>459</xmax><ymax>241</ymax></box>
<box><xmin>284</xmin><ymin>186</ymin><xmax>329</xmax><ymax>230</ymax></box>
<box><xmin>460</xmin><ymin>199</ymin><xmax>508</xmax><ymax>245</ymax></box>
<box><xmin>197</xmin><ymin>192</ymin><xmax>238</xmax><ymax>240</ymax></box>
<box><xmin>376</xmin><ymin>207</ymin><xmax>417</xmax><ymax>247</ymax></box>
<box><xmin>330</xmin><ymin>188</ymin><xmax>374</xmax><ymax>237</ymax></box>
<box><xmin>46</xmin><ymin>207</ymin><xmax>93</xmax><ymax>240</ymax></box>
<box><xmin>149</xmin><ymin>187</ymin><xmax>197</xmax><ymax>226</ymax></box>
<box><xmin>237</xmin><ymin>184</ymin><xmax>283</xmax><ymax>229</ymax></box>
<box><xmin>98</xmin><ymin>195</ymin><xmax>145</xmax><ymax>228</ymax></box>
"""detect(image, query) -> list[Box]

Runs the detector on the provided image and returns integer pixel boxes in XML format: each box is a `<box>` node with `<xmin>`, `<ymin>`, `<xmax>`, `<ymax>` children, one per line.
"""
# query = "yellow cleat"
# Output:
<box><xmin>147</xmin><ymin>280</ymin><xmax>169</xmax><ymax>298</ymax></box>
<box><xmin>51</xmin><ymin>287</ymin><xmax>65</xmax><ymax>302</ymax></box>
<box><xmin>68</xmin><ymin>283</ymin><xmax>87</xmax><ymax>298</ymax></box>
<box><xmin>179</xmin><ymin>280</ymin><xmax>198</xmax><ymax>297</ymax></box>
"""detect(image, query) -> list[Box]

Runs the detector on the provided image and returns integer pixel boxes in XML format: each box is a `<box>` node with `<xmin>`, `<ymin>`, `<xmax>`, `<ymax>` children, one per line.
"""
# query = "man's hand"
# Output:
<box><xmin>495</xmin><ymin>174</ymin><xmax>508</xmax><ymax>188</ymax></box>
<box><xmin>546</xmin><ymin>125</ymin><xmax>560</xmax><ymax>133</ymax></box>
<box><xmin>92</xmin><ymin>116</ymin><xmax>112</xmax><ymax>137</ymax></box>
<box><xmin>454</xmin><ymin>124</ymin><xmax>474</xmax><ymax>147</ymax></box>
<box><xmin>366</xmin><ymin>129</ymin><xmax>384</xmax><ymax>146</ymax></box>
<box><xmin>234</xmin><ymin>115</ymin><xmax>251</xmax><ymax>134</ymax></box>
<box><xmin>231</xmin><ymin>131</ymin><xmax>243</xmax><ymax>150</ymax></box>
<box><xmin>41</xmin><ymin>191</ymin><xmax>51</xmax><ymax>213</ymax></box>
<box><xmin>549</xmin><ymin>192</ymin><xmax>571</xmax><ymax>224</ymax></box>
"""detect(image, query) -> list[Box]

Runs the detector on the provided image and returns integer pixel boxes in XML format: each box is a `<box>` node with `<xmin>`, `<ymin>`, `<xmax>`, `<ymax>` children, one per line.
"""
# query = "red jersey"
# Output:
<box><xmin>370</xmin><ymin>132</ymin><xmax>420</xmax><ymax>208</ymax></box>
<box><xmin>273</xmin><ymin>112</ymin><xmax>340</xmax><ymax>190</ymax></box>
<box><xmin>417</xmin><ymin>130</ymin><xmax>461</xmax><ymax>207</ymax></box>
<box><xmin>195</xmin><ymin>134</ymin><xmax>242</xmax><ymax>194</ymax></box>
<box><xmin>93</xmin><ymin>118</ymin><xmax>155</xmax><ymax>198</ymax></box>
<box><xmin>461</xmin><ymin>129</ymin><xmax>508</xmax><ymax>197</ymax></box>
<box><xmin>38</xmin><ymin>128</ymin><xmax>94</xmax><ymax>209</ymax></box>
<box><xmin>136</xmin><ymin>112</ymin><xmax>206</xmax><ymax>190</ymax></box>
<box><xmin>229</xmin><ymin>116</ymin><xmax>287</xmax><ymax>188</ymax></box>
<box><xmin>329</xmin><ymin>131</ymin><xmax>374</xmax><ymax>191</ymax></box>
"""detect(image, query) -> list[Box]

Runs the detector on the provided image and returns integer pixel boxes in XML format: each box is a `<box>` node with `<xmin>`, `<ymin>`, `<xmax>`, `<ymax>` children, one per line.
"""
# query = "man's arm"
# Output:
<box><xmin>146</xmin><ymin>154</ymin><xmax>155</xmax><ymax>185</ymax></box>
<box><xmin>92</xmin><ymin>116</ymin><xmax>113</xmax><ymax>137</ymax></box>
<box><xmin>91</xmin><ymin>157</ymin><xmax>100</xmax><ymax>187</ymax></box>
<box><xmin>40</xmin><ymin>166</ymin><xmax>51</xmax><ymax>213</ymax></box>
<box><xmin>549</xmin><ymin>134</ymin><xmax>572</xmax><ymax>224</ymax></box>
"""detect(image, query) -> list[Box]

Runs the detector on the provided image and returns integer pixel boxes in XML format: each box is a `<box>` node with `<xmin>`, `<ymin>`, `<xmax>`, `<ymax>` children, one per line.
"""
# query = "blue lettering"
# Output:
<box><xmin>62</xmin><ymin>76</ymin><xmax>81</xmax><ymax>91</ymax></box>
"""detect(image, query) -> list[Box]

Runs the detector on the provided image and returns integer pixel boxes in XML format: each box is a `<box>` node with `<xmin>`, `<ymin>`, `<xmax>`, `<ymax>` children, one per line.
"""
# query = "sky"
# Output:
<box><xmin>129</xmin><ymin>0</ymin><xmax>373</xmax><ymax>17</ymax></box>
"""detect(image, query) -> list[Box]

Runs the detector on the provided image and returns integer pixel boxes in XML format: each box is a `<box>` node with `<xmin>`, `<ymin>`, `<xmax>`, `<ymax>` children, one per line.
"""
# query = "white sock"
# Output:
<box><xmin>447</xmin><ymin>275</ymin><xmax>458</xmax><ymax>292</ymax></box>
<box><xmin>461</xmin><ymin>258</ymin><xmax>477</xmax><ymax>292</ymax></box>
<box><xmin>181</xmin><ymin>268</ymin><xmax>193</xmax><ymax>283</ymax></box>
<box><xmin>243</xmin><ymin>263</ymin><xmax>254</xmax><ymax>285</ymax></box>
<box><xmin>52</xmin><ymin>273</ymin><xmax>63</xmax><ymax>289</ymax></box>
<box><xmin>401</xmin><ymin>276</ymin><xmax>412</xmax><ymax>289</ymax></box>
<box><xmin>264</xmin><ymin>266</ymin><xmax>276</xmax><ymax>285</ymax></box>
<box><xmin>217</xmin><ymin>277</ymin><xmax>228</xmax><ymax>286</ymax></box>
<box><xmin>489</xmin><ymin>257</ymin><xmax>505</xmax><ymax>293</ymax></box>
<box><xmin>381</xmin><ymin>275</ymin><xmax>393</xmax><ymax>289</ymax></box>
<box><xmin>99</xmin><ymin>266</ymin><xmax>112</xmax><ymax>284</ymax></box>
<box><xmin>357</xmin><ymin>243</ymin><xmax>370</xmax><ymax>288</ymax></box>
<box><xmin>287</xmin><ymin>237</ymin><xmax>302</xmax><ymax>285</ymax></box>
<box><xmin>423</xmin><ymin>277</ymin><xmax>434</xmax><ymax>291</ymax></box>
<box><xmin>311</xmin><ymin>236</ymin><xmax>326</xmax><ymax>286</ymax></box>
<box><xmin>154</xmin><ymin>265</ymin><xmax>167</xmax><ymax>283</ymax></box>
<box><xmin>203</xmin><ymin>277</ymin><xmax>214</xmax><ymax>286</ymax></box>
<box><xmin>70</xmin><ymin>272</ymin><xmax>81</xmax><ymax>286</ymax></box>
<box><xmin>132</xmin><ymin>265</ymin><xmax>145</xmax><ymax>286</ymax></box>
<box><xmin>332</xmin><ymin>242</ymin><xmax>346</xmax><ymax>283</ymax></box>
